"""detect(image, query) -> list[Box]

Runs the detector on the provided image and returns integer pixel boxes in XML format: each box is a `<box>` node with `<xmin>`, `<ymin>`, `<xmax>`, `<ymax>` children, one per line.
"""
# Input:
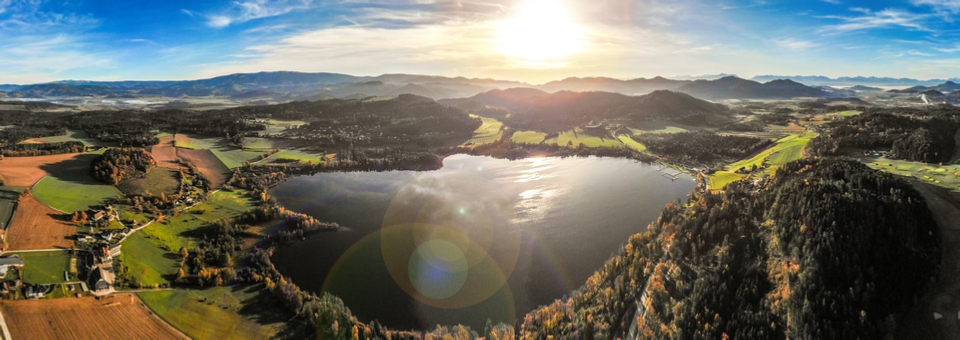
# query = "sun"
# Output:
<box><xmin>496</xmin><ymin>1</ymin><xmax>584</xmax><ymax>62</ymax></box>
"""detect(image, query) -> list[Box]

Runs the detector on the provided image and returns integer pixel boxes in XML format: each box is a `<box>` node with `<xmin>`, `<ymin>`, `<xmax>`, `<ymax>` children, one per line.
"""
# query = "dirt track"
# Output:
<box><xmin>0</xmin><ymin>293</ymin><xmax>188</xmax><ymax>339</ymax></box>
<box><xmin>899</xmin><ymin>180</ymin><xmax>960</xmax><ymax>339</ymax></box>
<box><xmin>5</xmin><ymin>194</ymin><xmax>74</xmax><ymax>251</ymax></box>
<box><xmin>0</xmin><ymin>153</ymin><xmax>81</xmax><ymax>187</ymax></box>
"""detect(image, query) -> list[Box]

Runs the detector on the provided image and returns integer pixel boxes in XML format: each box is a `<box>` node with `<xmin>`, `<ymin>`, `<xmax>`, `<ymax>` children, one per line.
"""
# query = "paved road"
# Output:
<box><xmin>0</xmin><ymin>309</ymin><xmax>11</xmax><ymax>340</ymax></box>
<box><xmin>899</xmin><ymin>181</ymin><xmax>960</xmax><ymax>339</ymax></box>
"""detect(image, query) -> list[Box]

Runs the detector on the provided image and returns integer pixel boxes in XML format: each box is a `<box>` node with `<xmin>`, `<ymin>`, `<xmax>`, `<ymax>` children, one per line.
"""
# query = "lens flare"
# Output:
<box><xmin>381</xmin><ymin>171</ymin><xmax>521</xmax><ymax>309</ymax></box>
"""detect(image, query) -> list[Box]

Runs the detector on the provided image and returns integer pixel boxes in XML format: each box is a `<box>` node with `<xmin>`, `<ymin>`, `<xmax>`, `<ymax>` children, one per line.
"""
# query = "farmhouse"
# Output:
<box><xmin>108</xmin><ymin>244</ymin><xmax>122</xmax><ymax>259</ymax></box>
<box><xmin>0</xmin><ymin>255</ymin><xmax>24</xmax><ymax>279</ymax></box>
<box><xmin>90</xmin><ymin>267</ymin><xmax>110</xmax><ymax>291</ymax></box>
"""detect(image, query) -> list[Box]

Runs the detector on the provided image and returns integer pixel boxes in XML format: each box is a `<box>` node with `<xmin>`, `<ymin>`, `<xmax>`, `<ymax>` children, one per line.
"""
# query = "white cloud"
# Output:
<box><xmin>822</xmin><ymin>0</ymin><xmax>841</xmax><ymax>4</ymax></box>
<box><xmin>0</xmin><ymin>35</ymin><xmax>112</xmax><ymax>83</ymax></box>
<box><xmin>908</xmin><ymin>50</ymin><xmax>934</xmax><ymax>56</ymax></box>
<box><xmin>673</xmin><ymin>46</ymin><xmax>713</xmax><ymax>54</ymax></box>
<box><xmin>774</xmin><ymin>38</ymin><xmax>819</xmax><ymax>50</ymax></box>
<box><xmin>204</xmin><ymin>0</ymin><xmax>313</xmax><ymax>28</ymax></box>
<box><xmin>912</xmin><ymin>0</ymin><xmax>960</xmax><ymax>14</ymax></box>
<box><xmin>820</xmin><ymin>8</ymin><xmax>930</xmax><ymax>32</ymax></box>
<box><xmin>935</xmin><ymin>45</ymin><xmax>960</xmax><ymax>52</ymax></box>
<box><xmin>192</xmin><ymin>7</ymin><xmax>693</xmax><ymax>83</ymax></box>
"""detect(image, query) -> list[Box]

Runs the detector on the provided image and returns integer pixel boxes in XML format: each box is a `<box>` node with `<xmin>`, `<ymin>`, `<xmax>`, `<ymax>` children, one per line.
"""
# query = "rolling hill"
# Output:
<box><xmin>676</xmin><ymin>76</ymin><xmax>827</xmax><ymax>99</ymax></box>
<box><xmin>440</xmin><ymin>88</ymin><xmax>728</xmax><ymax>129</ymax></box>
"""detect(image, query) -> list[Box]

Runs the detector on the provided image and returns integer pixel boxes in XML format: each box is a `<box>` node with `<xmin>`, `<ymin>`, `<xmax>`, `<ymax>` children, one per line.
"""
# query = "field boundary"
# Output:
<box><xmin>0</xmin><ymin>309</ymin><xmax>9</xmax><ymax>340</ymax></box>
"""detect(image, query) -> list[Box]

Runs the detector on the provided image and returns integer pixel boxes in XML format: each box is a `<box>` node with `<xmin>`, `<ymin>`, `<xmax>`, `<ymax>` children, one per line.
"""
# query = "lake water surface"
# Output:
<box><xmin>270</xmin><ymin>154</ymin><xmax>694</xmax><ymax>330</ymax></box>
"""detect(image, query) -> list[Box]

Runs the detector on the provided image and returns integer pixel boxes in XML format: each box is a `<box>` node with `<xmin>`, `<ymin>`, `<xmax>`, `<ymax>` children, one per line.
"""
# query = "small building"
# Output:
<box><xmin>108</xmin><ymin>244</ymin><xmax>122</xmax><ymax>258</ymax></box>
<box><xmin>0</xmin><ymin>255</ymin><xmax>24</xmax><ymax>279</ymax></box>
<box><xmin>90</xmin><ymin>267</ymin><xmax>110</xmax><ymax>291</ymax></box>
<box><xmin>25</xmin><ymin>284</ymin><xmax>45</xmax><ymax>299</ymax></box>
<box><xmin>91</xmin><ymin>210</ymin><xmax>107</xmax><ymax>221</ymax></box>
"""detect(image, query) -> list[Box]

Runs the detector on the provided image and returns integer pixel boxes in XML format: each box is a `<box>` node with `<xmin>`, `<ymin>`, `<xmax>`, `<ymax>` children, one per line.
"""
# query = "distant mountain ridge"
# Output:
<box><xmin>751</xmin><ymin>75</ymin><xmax>960</xmax><ymax>86</ymax></box>
<box><xmin>0</xmin><ymin>71</ymin><xmax>917</xmax><ymax>102</ymax></box>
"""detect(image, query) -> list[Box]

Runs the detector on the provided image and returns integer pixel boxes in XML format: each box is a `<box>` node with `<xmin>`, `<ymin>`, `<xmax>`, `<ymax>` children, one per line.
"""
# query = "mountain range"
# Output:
<box><xmin>750</xmin><ymin>75</ymin><xmax>960</xmax><ymax>86</ymax></box>
<box><xmin>3</xmin><ymin>71</ymin><xmax>953</xmax><ymax>102</ymax></box>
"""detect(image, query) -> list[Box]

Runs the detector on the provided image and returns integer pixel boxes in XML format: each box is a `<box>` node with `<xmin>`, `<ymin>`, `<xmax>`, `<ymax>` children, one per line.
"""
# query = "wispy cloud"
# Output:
<box><xmin>673</xmin><ymin>46</ymin><xmax>713</xmax><ymax>54</ymax></box>
<box><xmin>822</xmin><ymin>0</ymin><xmax>841</xmax><ymax>4</ymax></box>
<box><xmin>908</xmin><ymin>49</ymin><xmax>934</xmax><ymax>56</ymax></box>
<box><xmin>774</xmin><ymin>38</ymin><xmax>819</xmax><ymax>50</ymax></box>
<box><xmin>912</xmin><ymin>0</ymin><xmax>960</xmax><ymax>14</ymax></box>
<box><xmin>820</xmin><ymin>8</ymin><xmax>930</xmax><ymax>32</ymax></box>
<box><xmin>934</xmin><ymin>44</ymin><xmax>960</xmax><ymax>52</ymax></box>
<box><xmin>203</xmin><ymin>0</ymin><xmax>313</xmax><ymax>28</ymax></box>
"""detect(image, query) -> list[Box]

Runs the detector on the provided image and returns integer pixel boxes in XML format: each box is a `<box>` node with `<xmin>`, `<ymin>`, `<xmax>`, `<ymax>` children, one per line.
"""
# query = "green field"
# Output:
<box><xmin>16</xmin><ymin>251</ymin><xmax>71</xmax><ymax>284</ymax></box>
<box><xmin>630</xmin><ymin>120</ymin><xmax>709</xmax><ymax>134</ymax></box>
<box><xmin>139</xmin><ymin>284</ymin><xmax>303</xmax><ymax>339</ymax></box>
<box><xmin>241</xmin><ymin>137</ymin><xmax>283</xmax><ymax>150</ymax></box>
<box><xmin>258</xmin><ymin>119</ymin><xmax>307</xmax><ymax>135</ymax></box>
<box><xmin>0</xmin><ymin>187</ymin><xmax>21</xmax><ymax>230</ymax></box>
<box><xmin>32</xmin><ymin>153</ymin><xmax>122</xmax><ymax>212</ymax></box>
<box><xmin>617</xmin><ymin>135</ymin><xmax>647</xmax><ymax>151</ymax></box>
<box><xmin>869</xmin><ymin>158</ymin><xmax>960</xmax><ymax>191</ymax></box>
<box><xmin>256</xmin><ymin>149</ymin><xmax>326</xmax><ymax>164</ymax></box>
<box><xmin>510</xmin><ymin>131</ymin><xmax>547</xmax><ymax>144</ymax></box>
<box><xmin>465</xmin><ymin>116</ymin><xmax>504</xmax><ymax>145</ymax></box>
<box><xmin>709</xmin><ymin>130</ymin><xmax>816</xmax><ymax>190</ymax></box>
<box><xmin>121</xmin><ymin>232</ymin><xmax>179</xmax><ymax>286</ymax></box>
<box><xmin>547</xmin><ymin>129</ymin><xmax>622</xmax><ymax>148</ymax></box>
<box><xmin>122</xmin><ymin>191</ymin><xmax>252</xmax><ymax>286</ymax></box>
<box><xmin>175</xmin><ymin>134</ymin><xmax>268</xmax><ymax>168</ymax></box>
<box><xmin>117</xmin><ymin>168</ymin><xmax>179</xmax><ymax>196</ymax></box>
<box><xmin>18</xmin><ymin>129</ymin><xmax>101</xmax><ymax>146</ymax></box>
<box><xmin>826</xmin><ymin>110</ymin><xmax>862</xmax><ymax>118</ymax></box>
<box><xmin>142</xmin><ymin>201</ymin><xmax>238</xmax><ymax>252</ymax></box>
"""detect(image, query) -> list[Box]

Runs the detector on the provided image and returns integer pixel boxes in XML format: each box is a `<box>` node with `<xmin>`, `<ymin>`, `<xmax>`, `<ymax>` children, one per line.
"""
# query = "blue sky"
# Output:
<box><xmin>2</xmin><ymin>0</ymin><xmax>960</xmax><ymax>84</ymax></box>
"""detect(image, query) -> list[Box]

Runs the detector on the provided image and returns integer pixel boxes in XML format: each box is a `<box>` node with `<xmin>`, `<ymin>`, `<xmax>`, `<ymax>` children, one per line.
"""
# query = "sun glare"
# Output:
<box><xmin>497</xmin><ymin>1</ymin><xmax>584</xmax><ymax>62</ymax></box>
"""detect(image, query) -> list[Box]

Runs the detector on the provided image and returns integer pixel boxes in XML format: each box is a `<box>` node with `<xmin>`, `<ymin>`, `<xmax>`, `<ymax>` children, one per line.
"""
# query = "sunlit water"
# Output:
<box><xmin>270</xmin><ymin>154</ymin><xmax>695</xmax><ymax>330</ymax></box>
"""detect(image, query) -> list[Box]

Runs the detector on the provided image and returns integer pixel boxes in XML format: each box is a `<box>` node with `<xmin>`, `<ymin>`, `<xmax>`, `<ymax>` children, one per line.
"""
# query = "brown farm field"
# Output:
<box><xmin>177</xmin><ymin>148</ymin><xmax>229</xmax><ymax>189</ymax></box>
<box><xmin>0</xmin><ymin>293</ymin><xmax>188</xmax><ymax>340</ymax></box>
<box><xmin>5</xmin><ymin>194</ymin><xmax>74</xmax><ymax>251</ymax></box>
<box><xmin>147</xmin><ymin>135</ymin><xmax>180</xmax><ymax>169</ymax></box>
<box><xmin>0</xmin><ymin>153</ymin><xmax>80</xmax><ymax>187</ymax></box>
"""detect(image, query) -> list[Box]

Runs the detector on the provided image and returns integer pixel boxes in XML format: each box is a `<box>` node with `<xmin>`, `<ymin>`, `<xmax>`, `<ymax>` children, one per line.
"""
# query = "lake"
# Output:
<box><xmin>270</xmin><ymin>154</ymin><xmax>695</xmax><ymax>330</ymax></box>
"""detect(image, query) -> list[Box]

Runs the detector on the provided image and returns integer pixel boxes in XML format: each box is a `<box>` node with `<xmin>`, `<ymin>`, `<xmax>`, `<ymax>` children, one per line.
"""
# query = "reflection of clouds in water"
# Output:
<box><xmin>513</xmin><ymin>187</ymin><xmax>563</xmax><ymax>225</ymax></box>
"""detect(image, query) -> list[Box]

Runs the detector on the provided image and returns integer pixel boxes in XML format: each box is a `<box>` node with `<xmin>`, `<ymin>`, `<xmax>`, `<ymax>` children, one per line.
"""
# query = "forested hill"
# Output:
<box><xmin>676</xmin><ymin>76</ymin><xmax>828</xmax><ymax>99</ymax></box>
<box><xmin>439</xmin><ymin>88</ymin><xmax>729</xmax><ymax>129</ymax></box>
<box><xmin>518</xmin><ymin>159</ymin><xmax>940</xmax><ymax>339</ymax></box>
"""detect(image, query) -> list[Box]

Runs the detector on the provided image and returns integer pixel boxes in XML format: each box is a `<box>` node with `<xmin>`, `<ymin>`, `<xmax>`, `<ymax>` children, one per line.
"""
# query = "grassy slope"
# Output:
<box><xmin>617</xmin><ymin>135</ymin><xmax>647</xmax><ymax>151</ymax></box>
<box><xmin>465</xmin><ymin>116</ymin><xmax>504</xmax><ymax>145</ymax></box>
<box><xmin>175</xmin><ymin>134</ymin><xmax>264</xmax><ymax>169</ymax></box>
<box><xmin>16</xmin><ymin>251</ymin><xmax>70</xmax><ymax>284</ymax></box>
<box><xmin>510</xmin><ymin>131</ymin><xmax>547</xmax><ymax>144</ymax></box>
<box><xmin>869</xmin><ymin>158</ymin><xmax>960</xmax><ymax>191</ymax></box>
<box><xmin>122</xmin><ymin>191</ymin><xmax>252</xmax><ymax>286</ymax></box>
<box><xmin>709</xmin><ymin>130</ymin><xmax>816</xmax><ymax>190</ymax></box>
<box><xmin>33</xmin><ymin>178</ymin><xmax>121</xmax><ymax>214</ymax></box>
<box><xmin>548</xmin><ymin>129</ymin><xmax>622</xmax><ymax>148</ymax></box>
<box><xmin>138</xmin><ymin>284</ymin><xmax>303</xmax><ymax>340</ymax></box>
<box><xmin>122</xmin><ymin>232</ymin><xmax>179</xmax><ymax>286</ymax></box>
<box><xmin>117</xmin><ymin>168</ymin><xmax>179</xmax><ymax>196</ymax></box>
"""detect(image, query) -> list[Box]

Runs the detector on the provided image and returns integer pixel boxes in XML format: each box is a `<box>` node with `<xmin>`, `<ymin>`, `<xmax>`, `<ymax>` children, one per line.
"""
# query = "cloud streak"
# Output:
<box><xmin>204</xmin><ymin>0</ymin><xmax>313</xmax><ymax>28</ymax></box>
<box><xmin>820</xmin><ymin>8</ymin><xmax>930</xmax><ymax>32</ymax></box>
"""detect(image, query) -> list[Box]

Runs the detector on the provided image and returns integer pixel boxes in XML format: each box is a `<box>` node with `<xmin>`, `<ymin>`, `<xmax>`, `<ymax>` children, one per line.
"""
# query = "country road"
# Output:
<box><xmin>899</xmin><ymin>180</ymin><xmax>960</xmax><ymax>339</ymax></box>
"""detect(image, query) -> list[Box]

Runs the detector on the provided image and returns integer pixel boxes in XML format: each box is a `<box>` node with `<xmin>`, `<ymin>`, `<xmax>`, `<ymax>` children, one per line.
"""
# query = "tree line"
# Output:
<box><xmin>1</xmin><ymin>141</ymin><xmax>84</xmax><ymax>157</ymax></box>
